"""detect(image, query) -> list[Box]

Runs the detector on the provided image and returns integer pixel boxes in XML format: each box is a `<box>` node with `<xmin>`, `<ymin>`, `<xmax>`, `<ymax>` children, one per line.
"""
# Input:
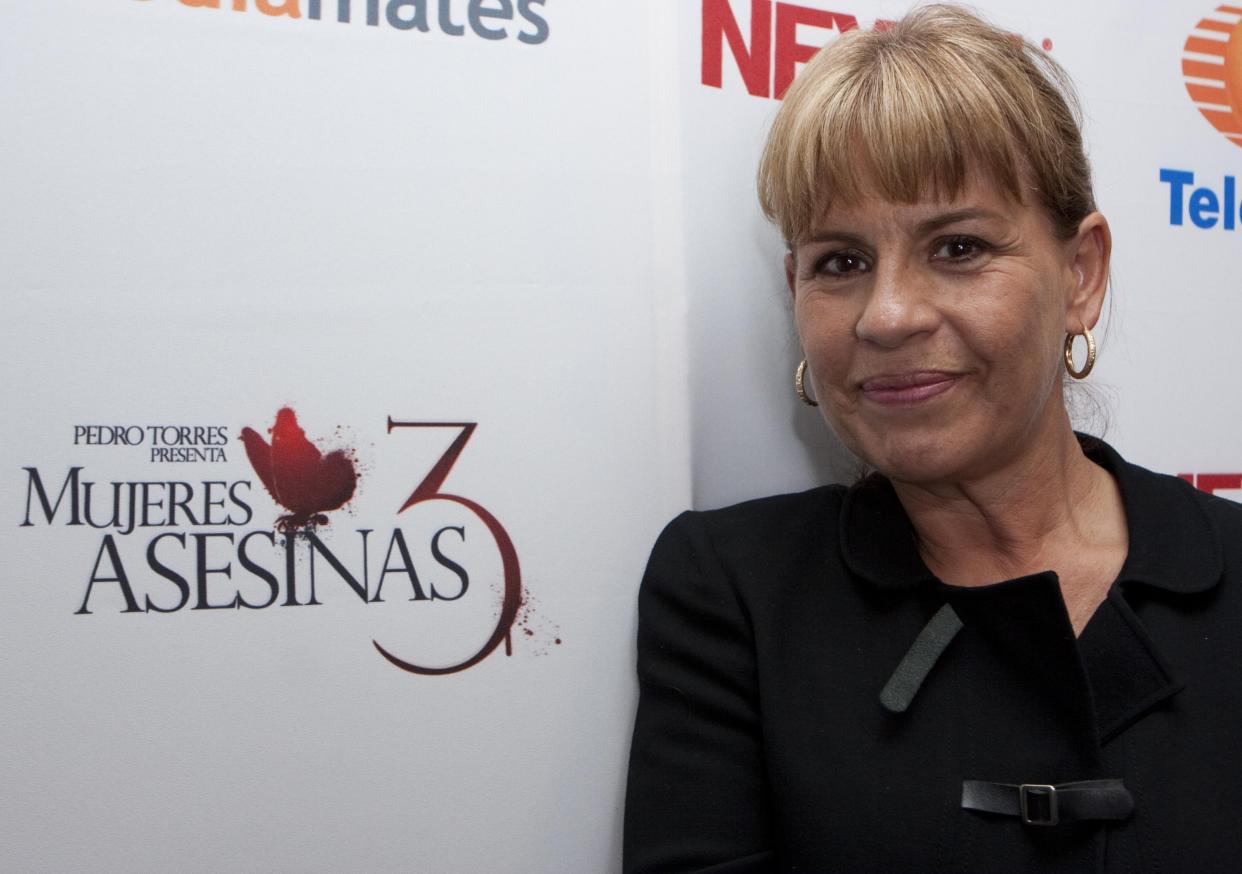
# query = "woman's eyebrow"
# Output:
<box><xmin>803</xmin><ymin>208</ymin><xmax>1010</xmax><ymax>245</ymax></box>
<box><xmin>912</xmin><ymin>207</ymin><xmax>1008</xmax><ymax>235</ymax></box>
<box><xmin>800</xmin><ymin>230</ymin><xmax>869</xmax><ymax>246</ymax></box>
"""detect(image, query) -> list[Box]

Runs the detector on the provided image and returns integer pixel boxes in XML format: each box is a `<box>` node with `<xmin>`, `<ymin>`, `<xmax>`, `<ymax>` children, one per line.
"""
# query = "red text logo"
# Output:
<box><xmin>1179</xmin><ymin>472</ymin><xmax>1242</xmax><ymax>496</ymax></box>
<box><xmin>701</xmin><ymin>0</ymin><xmax>890</xmax><ymax>99</ymax></box>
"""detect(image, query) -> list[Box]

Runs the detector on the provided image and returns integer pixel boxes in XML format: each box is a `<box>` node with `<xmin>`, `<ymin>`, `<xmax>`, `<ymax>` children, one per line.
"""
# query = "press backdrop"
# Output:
<box><xmin>3</xmin><ymin>1</ymin><xmax>1238</xmax><ymax>871</ymax></box>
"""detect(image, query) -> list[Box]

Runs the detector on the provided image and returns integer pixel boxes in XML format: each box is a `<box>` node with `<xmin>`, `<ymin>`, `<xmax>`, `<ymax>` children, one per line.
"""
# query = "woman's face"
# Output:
<box><xmin>789</xmin><ymin>174</ymin><xmax>1106</xmax><ymax>486</ymax></box>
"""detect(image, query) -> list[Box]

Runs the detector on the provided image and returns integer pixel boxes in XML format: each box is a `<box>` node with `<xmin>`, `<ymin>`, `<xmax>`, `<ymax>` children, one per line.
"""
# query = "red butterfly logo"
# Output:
<box><xmin>240</xmin><ymin>408</ymin><xmax>358</xmax><ymax>530</ymax></box>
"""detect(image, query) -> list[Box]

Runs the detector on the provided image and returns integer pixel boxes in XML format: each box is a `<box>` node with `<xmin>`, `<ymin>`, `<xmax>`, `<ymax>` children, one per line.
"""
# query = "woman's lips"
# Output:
<box><xmin>860</xmin><ymin>371</ymin><xmax>961</xmax><ymax>406</ymax></box>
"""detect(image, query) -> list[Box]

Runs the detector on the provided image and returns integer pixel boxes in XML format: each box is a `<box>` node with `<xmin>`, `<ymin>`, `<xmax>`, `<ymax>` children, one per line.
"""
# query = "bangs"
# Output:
<box><xmin>759</xmin><ymin>8</ymin><xmax>1085</xmax><ymax>244</ymax></box>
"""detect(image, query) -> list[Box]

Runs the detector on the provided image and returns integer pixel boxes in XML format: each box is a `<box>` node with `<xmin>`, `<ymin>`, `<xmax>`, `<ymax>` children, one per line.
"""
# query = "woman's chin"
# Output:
<box><xmin>848</xmin><ymin>432</ymin><xmax>977</xmax><ymax>486</ymax></box>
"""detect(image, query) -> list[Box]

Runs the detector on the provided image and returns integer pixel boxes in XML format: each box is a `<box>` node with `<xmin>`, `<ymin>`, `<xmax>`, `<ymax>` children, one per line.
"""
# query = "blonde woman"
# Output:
<box><xmin>624</xmin><ymin>5</ymin><xmax>1242</xmax><ymax>873</ymax></box>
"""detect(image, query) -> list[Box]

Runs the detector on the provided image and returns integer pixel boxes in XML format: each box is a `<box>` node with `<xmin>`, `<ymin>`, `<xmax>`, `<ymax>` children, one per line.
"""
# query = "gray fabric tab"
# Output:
<box><xmin>879</xmin><ymin>603</ymin><xmax>963</xmax><ymax>714</ymax></box>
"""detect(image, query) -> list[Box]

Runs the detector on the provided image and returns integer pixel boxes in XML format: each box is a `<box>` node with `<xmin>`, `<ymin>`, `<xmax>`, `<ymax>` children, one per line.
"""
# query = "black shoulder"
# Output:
<box><xmin>1133</xmin><ymin>463</ymin><xmax>1242</xmax><ymax>543</ymax></box>
<box><xmin>1109</xmin><ymin>453</ymin><xmax>1237</xmax><ymax>593</ymax></box>
<box><xmin>1176</xmin><ymin>481</ymin><xmax>1242</xmax><ymax>593</ymax></box>
<box><xmin>646</xmin><ymin>485</ymin><xmax>848</xmax><ymax>601</ymax></box>
<box><xmin>1198</xmin><ymin>488</ymin><xmax>1242</xmax><ymax>526</ymax></box>
<box><xmin>1198</xmin><ymin>489</ymin><xmax>1242</xmax><ymax>554</ymax></box>
<box><xmin>685</xmin><ymin>481</ymin><xmax>849</xmax><ymax>543</ymax></box>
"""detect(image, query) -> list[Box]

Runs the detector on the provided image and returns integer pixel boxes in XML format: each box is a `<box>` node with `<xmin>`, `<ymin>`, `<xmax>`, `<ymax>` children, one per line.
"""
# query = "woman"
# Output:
<box><xmin>624</xmin><ymin>5</ymin><xmax>1242</xmax><ymax>873</ymax></box>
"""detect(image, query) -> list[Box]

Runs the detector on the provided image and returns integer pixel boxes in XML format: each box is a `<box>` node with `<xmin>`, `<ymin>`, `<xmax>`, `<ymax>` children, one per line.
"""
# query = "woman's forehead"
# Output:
<box><xmin>803</xmin><ymin>164</ymin><xmax>1041</xmax><ymax>239</ymax></box>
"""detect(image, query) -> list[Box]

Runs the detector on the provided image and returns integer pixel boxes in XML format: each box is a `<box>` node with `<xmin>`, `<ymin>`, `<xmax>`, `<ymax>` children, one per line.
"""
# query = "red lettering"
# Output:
<box><xmin>702</xmin><ymin>0</ymin><xmax>772</xmax><ymax>98</ymax></box>
<box><xmin>1190</xmin><ymin>473</ymin><xmax>1242</xmax><ymax>495</ymax></box>
<box><xmin>373</xmin><ymin>420</ymin><xmax>523</xmax><ymax>676</ymax></box>
<box><xmin>701</xmin><ymin>2</ymin><xmax>902</xmax><ymax>100</ymax></box>
<box><xmin>774</xmin><ymin>4</ymin><xmax>857</xmax><ymax>99</ymax></box>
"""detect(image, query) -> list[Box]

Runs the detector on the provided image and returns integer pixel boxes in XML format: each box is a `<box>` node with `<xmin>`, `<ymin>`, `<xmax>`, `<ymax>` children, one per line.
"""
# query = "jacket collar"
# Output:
<box><xmin>839</xmin><ymin>435</ymin><xmax>1223</xmax><ymax>595</ymax></box>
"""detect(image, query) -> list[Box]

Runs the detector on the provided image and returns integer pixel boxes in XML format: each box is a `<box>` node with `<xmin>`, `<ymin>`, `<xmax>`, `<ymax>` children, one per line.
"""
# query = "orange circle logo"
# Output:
<box><xmin>1183</xmin><ymin>6</ymin><xmax>1242</xmax><ymax>148</ymax></box>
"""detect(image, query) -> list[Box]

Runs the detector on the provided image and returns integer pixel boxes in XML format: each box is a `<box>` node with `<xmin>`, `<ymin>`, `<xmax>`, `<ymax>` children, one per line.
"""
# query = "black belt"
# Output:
<box><xmin>961</xmin><ymin>779</ymin><xmax>1134</xmax><ymax>826</ymax></box>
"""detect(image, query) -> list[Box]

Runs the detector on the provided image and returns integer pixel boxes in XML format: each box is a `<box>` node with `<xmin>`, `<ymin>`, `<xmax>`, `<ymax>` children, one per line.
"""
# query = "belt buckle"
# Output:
<box><xmin>1019</xmin><ymin>783</ymin><xmax>1059</xmax><ymax>826</ymax></box>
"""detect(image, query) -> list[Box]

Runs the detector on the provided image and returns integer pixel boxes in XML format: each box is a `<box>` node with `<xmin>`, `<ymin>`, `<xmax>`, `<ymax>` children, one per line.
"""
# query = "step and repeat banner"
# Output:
<box><xmin>3</xmin><ymin>1</ymin><xmax>1238</xmax><ymax>871</ymax></box>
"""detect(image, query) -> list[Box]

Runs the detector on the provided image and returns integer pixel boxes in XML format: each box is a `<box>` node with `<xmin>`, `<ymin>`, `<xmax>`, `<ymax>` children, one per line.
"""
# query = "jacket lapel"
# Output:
<box><xmin>840</xmin><ymin>437</ymin><xmax>1224</xmax><ymax>745</ymax></box>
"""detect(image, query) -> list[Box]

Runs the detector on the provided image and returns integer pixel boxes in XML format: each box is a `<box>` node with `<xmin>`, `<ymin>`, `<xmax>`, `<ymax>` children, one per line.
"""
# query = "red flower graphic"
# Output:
<box><xmin>240</xmin><ymin>408</ymin><xmax>357</xmax><ymax>530</ymax></box>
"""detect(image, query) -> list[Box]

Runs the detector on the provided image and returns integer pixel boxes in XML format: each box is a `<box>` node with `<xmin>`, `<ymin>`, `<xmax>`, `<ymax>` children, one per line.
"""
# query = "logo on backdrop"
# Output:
<box><xmin>240</xmin><ymin>409</ymin><xmax>358</xmax><ymax>531</ymax></box>
<box><xmin>1180</xmin><ymin>472</ymin><xmax>1242</xmax><ymax>498</ymax></box>
<box><xmin>700</xmin><ymin>1</ymin><xmax>1053</xmax><ymax>100</ymax></box>
<box><xmin>19</xmin><ymin>407</ymin><xmax>554</xmax><ymax>676</ymax></box>
<box><xmin>1161</xmin><ymin>7</ymin><xmax>1242</xmax><ymax>228</ymax></box>
<box><xmin>700</xmin><ymin>0</ymin><xmax>884</xmax><ymax>100</ymax></box>
<box><xmin>1182</xmin><ymin>5</ymin><xmax>1242</xmax><ymax>149</ymax></box>
<box><xmin>133</xmin><ymin>0</ymin><xmax>550</xmax><ymax>45</ymax></box>
<box><xmin>1172</xmin><ymin>471</ymin><xmax>1242</xmax><ymax>499</ymax></box>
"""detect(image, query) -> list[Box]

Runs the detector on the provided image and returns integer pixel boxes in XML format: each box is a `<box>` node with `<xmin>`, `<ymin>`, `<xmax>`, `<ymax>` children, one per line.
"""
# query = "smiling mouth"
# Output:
<box><xmin>860</xmin><ymin>371</ymin><xmax>961</xmax><ymax>406</ymax></box>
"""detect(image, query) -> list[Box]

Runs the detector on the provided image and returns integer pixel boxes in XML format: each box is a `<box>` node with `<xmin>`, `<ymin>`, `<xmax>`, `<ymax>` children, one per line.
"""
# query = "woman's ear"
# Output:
<box><xmin>785</xmin><ymin>252</ymin><xmax>796</xmax><ymax>298</ymax></box>
<box><xmin>1065</xmin><ymin>212</ymin><xmax>1112</xmax><ymax>333</ymax></box>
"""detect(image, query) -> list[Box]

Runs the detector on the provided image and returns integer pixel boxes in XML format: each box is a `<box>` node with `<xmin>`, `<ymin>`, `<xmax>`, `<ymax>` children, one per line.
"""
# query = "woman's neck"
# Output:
<box><xmin>891</xmin><ymin>422</ymin><xmax>1126</xmax><ymax>593</ymax></box>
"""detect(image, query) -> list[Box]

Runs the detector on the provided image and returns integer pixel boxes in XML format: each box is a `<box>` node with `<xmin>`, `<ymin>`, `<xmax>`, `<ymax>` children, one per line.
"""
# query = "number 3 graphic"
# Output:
<box><xmin>373</xmin><ymin>419</ymin><xmax>523</xmax><ymax>675</ymax></box>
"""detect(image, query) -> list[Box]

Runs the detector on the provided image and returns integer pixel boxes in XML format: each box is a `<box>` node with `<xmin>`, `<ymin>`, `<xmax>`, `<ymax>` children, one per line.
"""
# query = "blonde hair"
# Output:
<box><xmin>758</xmin><ymin>3</ymin><xmax>1094</xmax><ymax>245</ymax></box>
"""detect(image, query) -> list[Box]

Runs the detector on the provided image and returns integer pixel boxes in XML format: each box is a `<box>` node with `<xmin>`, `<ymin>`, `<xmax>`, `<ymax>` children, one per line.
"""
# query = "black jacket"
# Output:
<box><xmin>624</xmin><ymin>440</ymin><xmax>1242</xmax><ymax>873</ymax></box>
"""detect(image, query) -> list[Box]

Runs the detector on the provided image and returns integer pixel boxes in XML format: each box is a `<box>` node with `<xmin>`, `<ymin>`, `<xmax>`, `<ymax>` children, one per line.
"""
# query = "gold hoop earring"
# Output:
<box><xmin>795</xmin><ymin>358</ymin><xmax>818</xmax><ymax>406</ymax></box>
<box><xmin>1064</xmin><ymin>328</ymin><xmax>1096</xmax><ymax>379</ymax></box>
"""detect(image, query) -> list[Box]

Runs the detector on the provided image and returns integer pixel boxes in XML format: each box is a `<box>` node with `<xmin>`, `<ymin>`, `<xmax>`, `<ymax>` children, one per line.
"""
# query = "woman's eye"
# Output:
<box><xmin>932</xmin><ymin>236</ymin><xmax>987</xmax><ymax>262</ymax></box>
<box><xmin>816</xmin><ymin>251</ymin><xmax>870</xmax><ymax>276</ymax></box>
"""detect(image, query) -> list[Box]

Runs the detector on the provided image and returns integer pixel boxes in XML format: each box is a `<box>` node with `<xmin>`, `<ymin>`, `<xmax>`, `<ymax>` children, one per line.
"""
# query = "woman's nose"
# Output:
<box><xmin>854</xmin><ymin>262</ymin><xmax>939</xmax><ymax>348</ymax></box>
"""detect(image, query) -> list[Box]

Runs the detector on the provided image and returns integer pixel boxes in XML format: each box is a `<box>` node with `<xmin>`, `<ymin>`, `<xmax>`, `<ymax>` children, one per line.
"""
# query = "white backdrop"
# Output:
<box><xmin>2</xmin><ymin>1</ymin><xmax>1239</xmax><ymax>871</ymax></box>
